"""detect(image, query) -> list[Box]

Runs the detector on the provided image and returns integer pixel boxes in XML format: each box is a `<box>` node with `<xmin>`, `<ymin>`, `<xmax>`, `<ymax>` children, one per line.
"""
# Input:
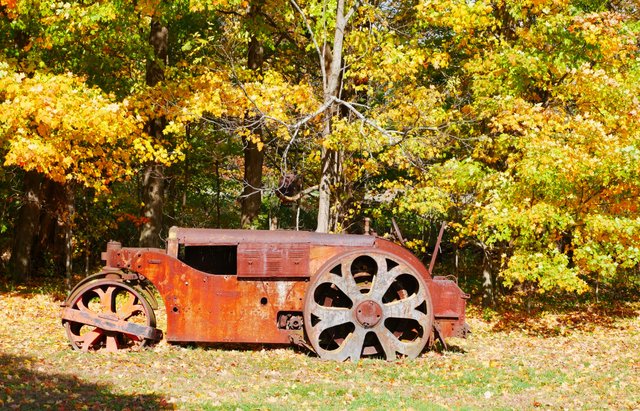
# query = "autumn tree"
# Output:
<box><xmin>2</xmin><ymin>0</ymin><xmax>640</xmax><ymax>306</ymax></box>
<box><xmin>0</xmin><ymin>1</ymin><xmax>182</xmax><ymax>279</ymax></box>
<box><xmin>0</xmin><ymin>65</ymin><xmax>169</xmax><ymax>281</ymax></box>
<box><xmin>266</xmin><ymin>0</ymin><xmax>451</xmax><ymax>233</ymax></box>
<box><xmin>386</xmin><ymin>0</ymin><xmax>640</xmax><ymax>300</ymax></box>
<box><xmin>144</xmin><ymin>0</ymin><xmax>321</xmax><ymax>231</ymax></box>
<box><xmin>140</xmin><ymin>14</ymin><xmax>170</xmax><ymax>248</ymax></box>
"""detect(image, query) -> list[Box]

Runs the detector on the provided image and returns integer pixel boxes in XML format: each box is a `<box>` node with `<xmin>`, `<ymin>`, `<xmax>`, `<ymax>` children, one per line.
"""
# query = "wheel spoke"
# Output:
<box><xmin>117</xmin><ymin>293</ymin><xmax>142</xmax><ymax>320</ymax></box>
<box><xmin>81</xmin><ymin>328</ymin><xmax>104</xmax><ymax>351</ymax></box>
<box><xmin>76</xmin><ymin>298</ymin><xmax>90</xmax><ymax>313</ymax></box>
<box><xmin>309</xmin><ymin>301</ymin><xmax>353</xmax><ymax>335</ymax></box>
<box><xmin>105</xmin><ymin>335</ymin><xmax>120</xmax><ymax>352</ymax></box>
<box><xmin>95</xmin><ymin>286</ymin><xmax>116</xmax><ymax>313</ymax></box>
<box><xmin>382</xmin><ymin>293</ymin><xmax>427</xmax><ymax>322</ymax></box>
<box><xmin>332</xmin><ymin>274</ymin><xmax>359</xmax><ymax>301</ymax></box>
<box><xmin>314</xmin><ymin>261</ymin><xmax>360</xmax><ymax>301</ymax></box>
<box><xmin>377</xmin><ymin>328</ymin><xmax>424</xmax><ymax>358</ymax></box>
<box><xmin>371</xmin><ymin>254</ymin><xmax>388</xmax><ymax>277</ymax></box>
<box><xmin>320</xmin><ymin>326</ymin><xmax>367</xmax><ymax>361</ymax></box>
<box><xmin>369</xmin><ymin>264</ymin><xmax>407</xmax><ymax>301</ymax></box>
<box><xmin>120</xmin><ymin>304</ymin><xmax>144</xmax><ymax>321</ymax></box>
<box><xmin>333</xmin><ymin>261</ymin><xmax>360</xmax><ymax>298</ymax></box>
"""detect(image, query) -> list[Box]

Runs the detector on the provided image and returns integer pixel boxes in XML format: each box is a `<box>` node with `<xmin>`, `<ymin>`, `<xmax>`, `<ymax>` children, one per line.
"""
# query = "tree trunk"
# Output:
<box><xmin>317</xmin><ymin>143</ymin><xmax>339</xmax><ymax>233</ymax></box>
<box><xmin>240</xmin><ymin>28</ymin><xmax>265</xmax><ymax>228</ymax></box>
<box><xmin>63</xmin><ymin>184</ymin><xmax>75</xmax><ymax>290</ymax></box>
<box><xmin>5</xmin><ymin>11</ymin><xmax>40</xmax><ymax>283</ymax></box>
<box><xmin>215</xmin><ymin>160</ymin><xmax>221</xmax><ymax>227</ymax></box>
<box><xmin>140</xmin><ymin>163</ymin><xmax>165</xmax><ymax>248</ymax></box>
<box><xmin>240</xmin><ymin>137</ymin><xmax>264</xmax><ymax>228</ymax></box>
<box><xmin>140</xmin><ymin>18</ymin><xmax>168</xmax><ymax>248</ymax></box>
<box><xmin>36</xmin><ymin>179</ymin><xmax>67</xmax><ymax>275</ymax></box>
<box><xmin>482</xmin><ymin>249</ymin><xmax>495</xmax><ymax>307</ymax></box>
<box><xmin>316</xmin><ymin>0</ymin><xmax>348</xmax><ymax>233</ymax></box>
<box><xmin>146</xmin><ymin>19</ymin><xmax>168</xmax><ymax>87</ymax></box>
<box><xmin>8</xmin><ymin>171</ymin><xmax>43</xmax><ymax>282</ymax></box>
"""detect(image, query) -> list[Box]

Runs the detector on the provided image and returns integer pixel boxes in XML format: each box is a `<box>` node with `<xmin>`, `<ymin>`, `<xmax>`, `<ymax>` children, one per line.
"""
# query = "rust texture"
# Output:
<box><xmin>62</xmin><ymin>226</ymin><xmax>469</xmax><ymax>360</ymax></box>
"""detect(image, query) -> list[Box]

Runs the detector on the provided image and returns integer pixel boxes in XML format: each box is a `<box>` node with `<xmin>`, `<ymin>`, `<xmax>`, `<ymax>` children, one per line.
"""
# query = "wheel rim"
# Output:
<box><xmin>304</xmin><ymin>251</ymin><xmax>433</xmax><ymax>361</ymax></box>
<box><xmin>63</xmin><ymin>280</ymin><xmax>156</xmax><ymax>352</ymax></box>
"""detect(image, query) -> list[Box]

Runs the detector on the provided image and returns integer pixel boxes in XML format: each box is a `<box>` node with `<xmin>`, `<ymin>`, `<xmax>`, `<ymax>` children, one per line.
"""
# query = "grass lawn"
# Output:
<box><xmin>0</xmin><ymin>284</ymin><xmax>638</xmax><ymax>410</ymax></box>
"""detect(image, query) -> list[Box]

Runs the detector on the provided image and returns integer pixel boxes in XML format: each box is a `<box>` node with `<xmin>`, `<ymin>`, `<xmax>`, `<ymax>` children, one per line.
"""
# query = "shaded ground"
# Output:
<box><xmin>0</xmin><ymin>353</ymin><xmax>172</xmax><ymax>410</ymax></box>
<box><xmin>0</xmin><ymin>285</ymin><xmax>638</xmax><ymax>410</ymax></box>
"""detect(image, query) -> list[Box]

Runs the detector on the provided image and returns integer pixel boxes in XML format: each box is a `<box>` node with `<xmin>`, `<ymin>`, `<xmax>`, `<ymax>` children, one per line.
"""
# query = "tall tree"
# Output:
<box><xmin>314</xmin><ymin>0</ymin><xmax>350</xmax><ymax>233</ymax></box>
<box><xmin>7</xmin><ymin>171</ymin><xmax>42</xmax><ymax>282</ymax></box>
<box><xmin>140</xmin><ymin>17</ymin><xmax>169</xmax><ymax>248</ymax></box>
<box><xmin>1</xmin><ymin>3</ymin><xmax>43</xmax><ymax>281</ymax></box>
<box><xmin>240</xmin><ymin>1</ymin><xmax>266</xmax><ymax>229</ymax></box>
<box><xmin>0</xmin><ymin>65</ymin><xmax>162</xmax><ymax>281</ymax></box>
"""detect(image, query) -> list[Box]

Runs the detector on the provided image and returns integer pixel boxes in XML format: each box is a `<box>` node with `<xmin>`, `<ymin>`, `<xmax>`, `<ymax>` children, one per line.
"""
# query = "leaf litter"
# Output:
<box><xmin>0</xmin><ymin>287</ymin><xmax>638</xmax><ymax>410</ymax></box>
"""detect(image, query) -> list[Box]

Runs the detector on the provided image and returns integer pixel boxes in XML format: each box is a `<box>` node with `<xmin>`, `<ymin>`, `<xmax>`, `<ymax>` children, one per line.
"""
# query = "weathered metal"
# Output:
<box><xmin>61</xmin><ymin>307</ymin><xmax>162</xmax><ymax>341</ymax></box>
<box><xmin>63</xmin><ymin>280</ymin><xmax>158</xmax><ymax>351</ymax></box>
<box><xmin>61</xmin><ymin>225</ymin><xmax>469</xmax><ymax>360</ymax></box>
<box><xmin>303</xmin><ymin>250</ymin><xmax>434</xmax><ymax>360</ymax></box>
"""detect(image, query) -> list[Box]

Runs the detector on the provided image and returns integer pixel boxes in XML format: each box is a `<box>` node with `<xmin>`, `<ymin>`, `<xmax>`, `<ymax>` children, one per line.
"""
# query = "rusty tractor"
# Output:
<box><xmin>61</xmin><ymin>226</ymin><xmax>469</xmax><ymax>361</ymax></box>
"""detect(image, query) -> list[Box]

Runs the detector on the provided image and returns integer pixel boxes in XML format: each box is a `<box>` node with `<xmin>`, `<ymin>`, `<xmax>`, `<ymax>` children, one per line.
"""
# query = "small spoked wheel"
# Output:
<box><xmin>304</xmin><ymin>251</ymin><xmax>433</xmax><ymax>361</ymax></box>
<box><xmin>62</xmin><ymin>280</ymin><xmax>157</xmax><ymax>352</ymax></box>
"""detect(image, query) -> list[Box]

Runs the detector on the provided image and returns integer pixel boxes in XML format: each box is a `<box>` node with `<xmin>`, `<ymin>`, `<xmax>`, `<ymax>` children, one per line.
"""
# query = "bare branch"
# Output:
<box><xmin>278</xmin><ymin>184</ymin><xmax>319</xmax><ymax>202</ymax></box>
<box><xmin>289</xmin><ymin>0</ymin><xmax>327</xmax><ymax>87</ymax></box>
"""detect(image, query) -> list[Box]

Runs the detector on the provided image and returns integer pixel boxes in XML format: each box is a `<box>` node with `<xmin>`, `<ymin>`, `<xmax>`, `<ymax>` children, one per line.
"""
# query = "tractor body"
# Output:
<box><xmin>62</xmin><ymin>227</ymin><xmax>469</xmax><ymax>360</ymax></box>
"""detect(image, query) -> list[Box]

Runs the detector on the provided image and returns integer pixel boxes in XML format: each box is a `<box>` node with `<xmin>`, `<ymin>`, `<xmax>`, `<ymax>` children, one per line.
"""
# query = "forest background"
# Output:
<box><xmin>1</xmin><ymin>0</ymin><xmax>640</xmax><ymax>310</ymax></box>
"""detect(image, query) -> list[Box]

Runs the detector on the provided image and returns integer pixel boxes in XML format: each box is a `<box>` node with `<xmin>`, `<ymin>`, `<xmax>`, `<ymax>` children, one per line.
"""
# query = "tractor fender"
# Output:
<box><xmin>63</xmin><ymin>269</ymin><xmax>159</xmax><ymax>310</ymax></box>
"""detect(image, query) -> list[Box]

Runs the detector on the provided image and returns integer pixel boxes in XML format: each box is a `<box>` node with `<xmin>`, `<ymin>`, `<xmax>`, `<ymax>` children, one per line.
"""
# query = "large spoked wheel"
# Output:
<box><xmin>304</xmin><ymin>251</ymin><xmax>433</xmax><ymax>361</ymax></box>
<box><xmin>63</xmin><ymin>280</ymin><xmax>157</xmax><ymax>352</ymax></box>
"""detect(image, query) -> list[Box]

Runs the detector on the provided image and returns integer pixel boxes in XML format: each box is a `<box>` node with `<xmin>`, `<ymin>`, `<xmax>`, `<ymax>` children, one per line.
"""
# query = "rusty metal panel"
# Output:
<box><xmin>127</xmin><ymin>251</ymin><xmax>308</xmax><ymax>344</ymax></box>
<box><xmin>435</xmin><ymin>319</ymin><xmax>470</xmax><ymax>339</ymax></box>
<box><xmin>170</xmin><ymin>227</ymin><xmax>376</xmax><ymax>247</ymax></box>
<box><xmin>428</xmin><ymin>276</ymin><xmax>469</xmax><ymax>339</ymax></box>
<box><xmin>101</xmin><ymin>243</ymin><xmax>165</xmax><ymax>270</ymax></box>
<box><xmin>237</xmin><ymin>243</ymin><xmax>310</xmax><ymax>278</ymax></box>
<box><xmin>430</xmin><ymin>276</ymin><xmax>468</xmax><ymax>318</ymax></box>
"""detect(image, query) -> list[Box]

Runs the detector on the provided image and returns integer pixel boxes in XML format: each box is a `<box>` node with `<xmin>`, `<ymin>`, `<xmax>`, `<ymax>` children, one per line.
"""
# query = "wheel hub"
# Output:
<box><xmin>354</xmin><ymin>300</ymin><xmax>382</xmax><ymax>328</ymax></box>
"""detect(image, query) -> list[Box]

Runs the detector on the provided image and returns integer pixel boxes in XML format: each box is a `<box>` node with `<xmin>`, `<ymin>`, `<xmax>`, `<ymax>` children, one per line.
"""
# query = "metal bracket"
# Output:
<box><xmin>61</xmin><ymin>308</ymin><xmax>163</xmax><ymax>341</ymax></box>
<box><xmin>289</xmin><ymin>332</ymin><xmax>314</xmax><ymax>353</ymax></box>
<box><xmin>428</xmin><ymin>223</ymin><xmax>447</xmax><ymax>277</ymax></box>
<box><xmin>433</xmin><ymin>322</ymin><xmax>448</xmax><ymax>351</ymax></box>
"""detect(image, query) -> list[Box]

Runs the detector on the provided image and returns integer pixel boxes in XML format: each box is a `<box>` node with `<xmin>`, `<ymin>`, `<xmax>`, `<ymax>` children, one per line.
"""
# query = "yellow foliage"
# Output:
<box><xmin>0</xmin><ymin>65</ymin><xmax>165</xmax><ymax>191</ymax></box>
<box><xmin>131</xmin><ymin>67</ymin><xmax>318</xmax><ymax>147</ymax></box>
